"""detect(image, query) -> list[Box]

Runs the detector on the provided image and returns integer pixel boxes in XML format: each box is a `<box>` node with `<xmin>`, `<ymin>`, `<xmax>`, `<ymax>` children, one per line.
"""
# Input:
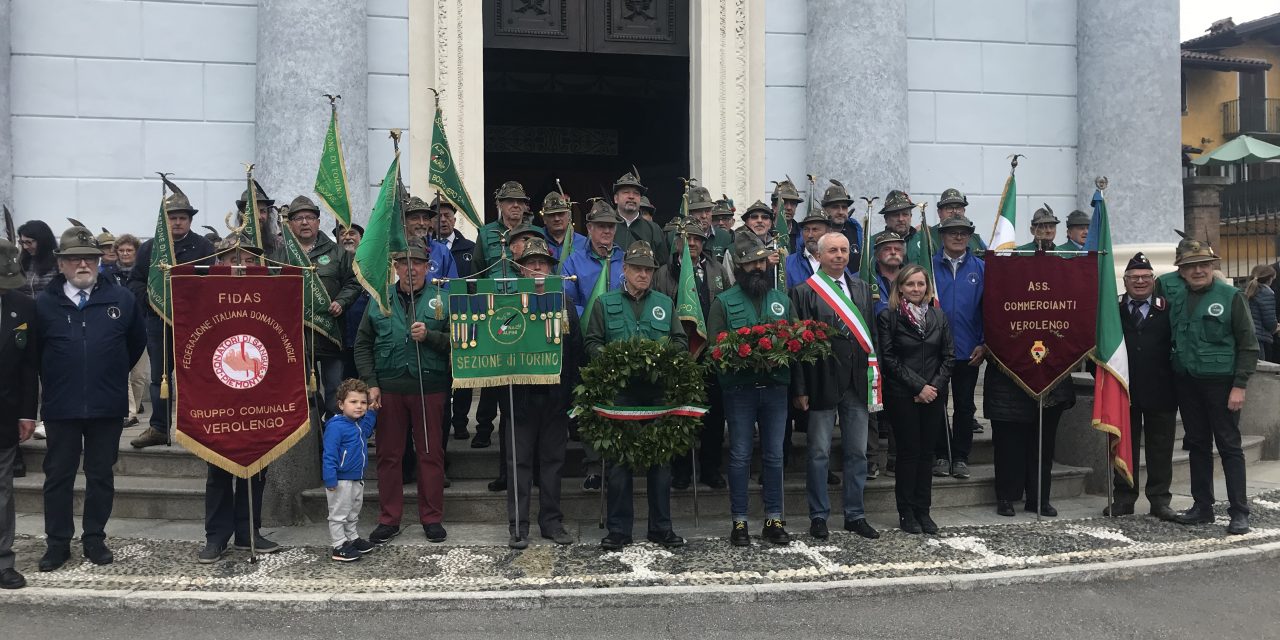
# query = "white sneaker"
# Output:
<box><xmin>34</xmin><ymin>422</ymin><xmax>46</xmax><ymax>440</ymax></box>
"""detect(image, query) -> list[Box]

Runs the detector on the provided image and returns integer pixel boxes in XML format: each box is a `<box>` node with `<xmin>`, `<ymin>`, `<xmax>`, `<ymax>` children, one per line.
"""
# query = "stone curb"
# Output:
<box><xmin>2</xmin><ymin>540</ymin><xmax>1277</xmax><ymax>611</ymax></box>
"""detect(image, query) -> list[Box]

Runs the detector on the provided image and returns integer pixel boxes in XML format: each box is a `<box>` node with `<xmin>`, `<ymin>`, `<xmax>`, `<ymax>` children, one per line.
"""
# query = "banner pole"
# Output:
<box><xmin>1105</xmin><ymin>432</ymin><xmax>1115</xmax><ymax>518</ymax></box>
<box><xmin>691</xmin><ymin>442</ymin><xmax>700</xmax><ymax>528</ymax></box>
<box><xmin>507</xmin><ymin>383</ymin><xmax>521</xmax><ymax>543</ymax></box>
<box><xmin>942</xmin><ymin>405</ymin><xmax>954</xmax><ymax>468</ymax></box>
<box><xmin>599</xmin><ymin>469</ymin><xmax>606</xmax><ymax>530</ymax></box>
<box><xmin>246</xmin><ymin>472</ymin><xmax>259</xmax><ymax>564</ymax></box>
<box><xmin>1036</xmin><ymin>397</ymin><xmax>1044</xmax><ymax>523</ymax></box>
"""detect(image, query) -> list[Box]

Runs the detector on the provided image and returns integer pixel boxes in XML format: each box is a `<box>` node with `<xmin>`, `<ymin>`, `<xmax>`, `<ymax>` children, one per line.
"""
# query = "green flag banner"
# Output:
<box><xmin>354</xmin><ymin>153</ymin><xmax>408</xmax><ymax>317</ymax></box>
<box><xmin>314</xmin><ymin>105</ymin><xmax>353</xmax><ymax>228</ymax></box>
<box><xmin>279</xmin><ymin>222</ymin><xmax>342</xmax><ymax>348</ymax></box>
<box><xmin>582</xmin><ymin>252</ymin><xmax>610</xmax><ymax>322</ymax></box>
<box><xmin>147</xmin><ymin>187</ymin><xmax>175</xmax><ymax>325</ymax></box>
<box><xmin>449</xmin><ymin>277</ymin><xmax>565</xmax><ymax>388</ymax></box>
<box><xmin>241</xmin><ymin>173</ymin><xmax>264</xmax><ymax>251</ymax></box>
<box><xmin>428</xmin><ymin>106</ymin><xmax>482</xmax><ymax>230</ymax></box>
<box><xmin>675</xmin><ymin>234</ymin><xmax>707</xmax><ymax>358</ymax></box>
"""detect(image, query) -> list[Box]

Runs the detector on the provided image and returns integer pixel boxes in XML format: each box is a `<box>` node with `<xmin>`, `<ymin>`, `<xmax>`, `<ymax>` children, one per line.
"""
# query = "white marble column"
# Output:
<box><xmin>254</xmin><ymin>0</ymin><xmax>367</xmax><ymax>525</ymax></box>
<box><xmin>0</xmin><ymin>0</ymin><xmax>12</xmax><ymax>211</ymax></box>
<box><xmin>254</xmin><ymin>0</ymin><xmax>368</xmax><ymax>222</ymax></box>
<box><xmin>1077</xmin><ymin>0</ymin><xmax>1182</xmax><ymax>244</ymax></box>
<box><xmin>806</xmin><ymin>0</ymin><xmax>909</xmax><ymax>201</ymax></box>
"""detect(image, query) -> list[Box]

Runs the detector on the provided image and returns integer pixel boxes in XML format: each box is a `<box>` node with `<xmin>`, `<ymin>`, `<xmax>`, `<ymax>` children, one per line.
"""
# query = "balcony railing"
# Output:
<box><xmin>1222</xmin><ymin>98</ymin><xmax>1280</xmax><ymax>138</ymax></box>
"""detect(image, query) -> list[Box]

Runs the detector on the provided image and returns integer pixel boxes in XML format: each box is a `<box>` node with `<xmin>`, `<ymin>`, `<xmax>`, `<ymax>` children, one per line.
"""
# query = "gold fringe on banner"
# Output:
<box><xmin>452</xmin><ymin>374</ymin><xmax>561</xmax><ymax>389</ymax></box>
<box><xmin>986</xmin><ymin>350</ymin><xmax>1094</xmax><ymax>403</ymax></box>
<box><xmin>174</xmin><ymin>419</ymin><xmax>311</xmax><ymax>479</ymax></box>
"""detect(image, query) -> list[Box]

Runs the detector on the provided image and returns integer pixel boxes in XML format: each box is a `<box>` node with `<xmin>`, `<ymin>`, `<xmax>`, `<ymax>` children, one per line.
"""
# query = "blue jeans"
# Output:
<box><xmin>807</xmin><ymin>389</ymin><xmax>870</xmax><ymax>521</ymax></box>
<box><xmin>605</xmin><ymin>462</ymin><xmax>672</xmax><ymax>537</ymax></box>
<box><xmin>723</xmin><ymin>385</ymin><xmax>788</xmax><ymax>521</ymax></box>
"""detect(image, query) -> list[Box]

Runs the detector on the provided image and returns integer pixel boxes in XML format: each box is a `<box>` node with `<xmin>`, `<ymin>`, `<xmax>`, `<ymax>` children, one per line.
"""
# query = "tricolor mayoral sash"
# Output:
<box><xmin>808</xmin><ymin>271</ymin><xmax>883</xmax><ymax>411</ymax></box>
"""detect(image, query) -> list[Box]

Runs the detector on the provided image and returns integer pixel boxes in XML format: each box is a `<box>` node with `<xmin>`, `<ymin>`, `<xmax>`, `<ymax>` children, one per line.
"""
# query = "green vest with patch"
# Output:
<box><xmin>370</xmin><ymin>285</ymin><xmax>450</xmax><ymax>384</ymax></box>
<box><xmin>717</xmin><ymin>285</ymin><xmax>791</xmax><ymax>388</ymax></box>
<box><xmin>1160</xmin><ymin>273</ymin><xmax>1238</xmax><ymax>378</ymax></box>
<box><xmin>600</xmin><ymin>288</ymin><xmax>675</xmax><ymax>342</ymax></box>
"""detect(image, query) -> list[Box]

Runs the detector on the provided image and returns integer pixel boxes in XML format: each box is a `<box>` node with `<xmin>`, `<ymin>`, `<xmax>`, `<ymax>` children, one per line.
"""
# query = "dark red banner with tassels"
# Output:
<box><xmin>171</xmin><ymin>265</ymin><xmax>310</xmax><ymax>477</ymax></box>
<box><xmin>982</xmin><ymin>254</ymin><xmax>1098</xmax><ymax>399</ymax></box>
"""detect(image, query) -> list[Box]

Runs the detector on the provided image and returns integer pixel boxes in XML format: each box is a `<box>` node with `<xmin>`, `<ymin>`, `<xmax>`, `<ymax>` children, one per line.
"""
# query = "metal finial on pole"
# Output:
<box><xmin>1095</xmin><ymin>176</ymin><xmax>1109</xmax><ymax>192</ymax></box>
<box><xmin>322</xmin><ymin>93</ymin><xmax>342</xmax><ymax>108</ymax></box>
<box><xmin>1009</xmin><ymin>153</ymin><xmax>1025</xmax><ymax>171</ymax></box>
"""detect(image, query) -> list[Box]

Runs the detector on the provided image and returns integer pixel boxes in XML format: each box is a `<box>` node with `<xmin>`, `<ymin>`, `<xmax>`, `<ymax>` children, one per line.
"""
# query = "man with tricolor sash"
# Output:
<box><xmin>790</xmin><ymin>232</ymin><xmax>882</xmax><ymax>542</ymax></box>
<box><xmin>708</xmin><ymin>234</ymin><xmax>795</xmax><ymax>547</ymax></box>
<box><xmin>584</xmin><ymin>240</ymin><xmax>687</xmax><ymax>551</ymax></box>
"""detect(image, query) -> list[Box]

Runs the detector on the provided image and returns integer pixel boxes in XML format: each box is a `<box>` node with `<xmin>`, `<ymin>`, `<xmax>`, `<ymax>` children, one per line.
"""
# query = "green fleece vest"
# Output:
<box><xmin>717</xmin><ymin>285</ymin><xmax>790</xmax><ymax>388</ymax></box>
<box><xmin>1162</xmin><ymin>274</ymin><xmax>1238</xmax><ymax>378</ymax></box>
<box><xmin>370</xmin><ymin>285</ymin><xmax>450</xmax><ymax>384</ymax></box>
<box><xmin>600</xmin><ymin>288</ymin><xmax>674</xmax><ymax>342</ymax></box>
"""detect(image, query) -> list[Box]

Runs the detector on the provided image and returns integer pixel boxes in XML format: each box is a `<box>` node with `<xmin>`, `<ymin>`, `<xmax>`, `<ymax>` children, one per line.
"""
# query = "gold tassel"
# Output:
<box><xmin>159</xmin><ymin>374</ymin><xmax>170</xmax><ymax>400</ymax></box>
<box><xmin>434</xmin><ymin>287</ymin><xmax>445</xmax><ymax>320</ymax></box>
<box><xmin>308</xmin><ymin>369</ymin><xmax>318</xmax><ymax>393</ymax></box>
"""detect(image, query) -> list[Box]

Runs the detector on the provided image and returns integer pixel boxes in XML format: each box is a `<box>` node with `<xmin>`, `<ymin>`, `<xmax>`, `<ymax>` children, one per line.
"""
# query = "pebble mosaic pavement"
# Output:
<box><xmin>8</xmin><ymin>492</ymin><xmax>1280</xmax><ymax>594</ymax></box>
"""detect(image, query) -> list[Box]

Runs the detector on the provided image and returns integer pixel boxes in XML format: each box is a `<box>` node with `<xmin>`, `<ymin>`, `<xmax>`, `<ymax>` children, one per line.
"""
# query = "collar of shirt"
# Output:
<box><xmin>619</xmin><ymin>211</ymin><xmax>639</xmax><ymax>225</ymax></box>
<box><xmin>806</xmin><ymin>252</ymin><xmax>821</xmax><ymax>273</ymax></box>
<box><xmin>943</xmin><ymin>252</ymin><xmax>965</xmax><ymax>275</ymax></box>
<box><xmin>63</xmin><ymin>280</ymin><xmax>91</xmax><ymax>305</ymax></box>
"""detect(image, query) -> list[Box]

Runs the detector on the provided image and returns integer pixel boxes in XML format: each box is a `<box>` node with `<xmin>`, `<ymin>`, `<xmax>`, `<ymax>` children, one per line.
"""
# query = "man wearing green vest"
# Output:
<box><xmin>355</xmin><ymin>239</ymin><xmax>452</xmax><ymax>545</ymax></box>
<box><xmin>473</xmin><ymin>181</ymin><xmax>530</xmax><ymax>275</ymax></box>
<box><xmin>1056</xmin><ymin>209</ymin><xmax>1090</xmax><ymax>256</ymax></box>
<box><xmin>1159</xmin><ymin>238</ymin><xmax>1258</xmax><ymax>535</ymax></box>
<box><xmin>906</xmin><ymin>188</ymin><xmax>986</xmax><ymax>264</ymax></box>
<box><xmin>584</xmin><ymin>240</ymin><xmax>687</xmax><ymax>551</ymax></box>
<box><xmin>612</xmin><ymin>169</ymin><xmax>669</xmax><ymax>266</ymax></box>
<box><xmin>709</xmin><ymin>198</ymin><xmax>737</xmax><ymax>261</ymax></box>
<box><xmin>709</xmin><ymin>234</ymin><xmax>794</xmax><ymax>547</ymax></box>
<box><xmin>1016</xmin><ymin>205</ymin><xmax>1059</xmax><ymax>252</ymax></box>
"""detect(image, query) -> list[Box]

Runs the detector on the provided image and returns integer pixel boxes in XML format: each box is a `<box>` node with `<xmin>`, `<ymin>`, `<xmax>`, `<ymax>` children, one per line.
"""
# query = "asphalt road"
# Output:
<box><xmin>4</xmin><ymin>558</ymin><xmax>1277</xmax><ymax>639</ymax></box>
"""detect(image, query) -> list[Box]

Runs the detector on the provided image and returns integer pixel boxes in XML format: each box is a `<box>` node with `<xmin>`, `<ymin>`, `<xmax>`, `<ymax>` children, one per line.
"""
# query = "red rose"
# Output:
<box><xmin>787</xmin><ymin>339</ymin><xmax>802</xmax><ymax>353</ymax></box>
<box><xmin>737</xmin><ymin>343</ymin><xmax>752</xmax><ymax>357</ymax></box>
<box><xmin>758</xmin><ymin>337</ymin><xmax>773</xmax><ymax>351</ymax></box>
<box><xmin>777</xmin><ymin>329</ymin><xmax>791</xmax><ymax>339</ymax></box>
<box><xmin>802</xmin><ymin>319</ymin><xmax>816</xmax><ymax>327</ymax></box>
<box><xmin>737</xmin><ymin>327</ymin><xmax>751</xmax><ymax>336</ymax></box>
<box><xmin>816</xmin><ymin>330</ymin><xmax>828</xmax><ymax>340</ymax></box>
<box><xmin>717</xmin><ymin>331</ymin><xmax>728</xmax><ymax>342</ymax></box>
<box><xmin>752</xmin><ymin>325</ymin><xmax>767</xmax><ymax>335</ymax></box>
<box><xmin>711</xmin><ymin>347</ymin><xmax>724</xmax><ymax>361</ymax></box>
<box><xmin>776</xmin><ymin>320</ymin><xmax>787</xmax><ymax>327</ymax></box>
<box><xmin>801</xmin><ymin>330</ymin><xmax>816</xmax><ymax>342</ymax></box>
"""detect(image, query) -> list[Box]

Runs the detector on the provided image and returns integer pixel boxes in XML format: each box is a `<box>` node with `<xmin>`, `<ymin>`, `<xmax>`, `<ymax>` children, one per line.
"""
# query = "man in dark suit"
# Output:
<box><xmin>434</xmin><ymin>198</ymin><xmax>477</xmax><ymax>441</ymax></box>
<box><xmin>0</xmin><ymin>239</ymin><xmax>40</xmax><ymax>589</ymax></box>
<box><xmin>1104</xmin><ymin>253</ymin><xmax>1179</xmax><ymax>520</ymax></box>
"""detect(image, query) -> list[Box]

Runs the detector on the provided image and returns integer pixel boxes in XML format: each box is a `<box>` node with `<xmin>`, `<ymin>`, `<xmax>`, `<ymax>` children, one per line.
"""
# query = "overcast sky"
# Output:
<box><xmin>1181</xmin><ymin>0</ymin><xmax>1276</xmax><ymax>41</ymax></box>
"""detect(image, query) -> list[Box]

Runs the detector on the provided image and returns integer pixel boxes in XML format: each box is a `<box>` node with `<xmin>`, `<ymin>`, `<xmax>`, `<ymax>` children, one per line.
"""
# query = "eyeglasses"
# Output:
<box><xmin>746</xmin><ymin>213</ymin><xmax>771</xmax><ymax>221</ymax></box>
<box><xmin>291</xmin><ymin>214</ymin><xmax>319</xmax><ymax>222</ymax></box>
<box><xmin>61</xmin><ymin>256</ymin><xmax>99</xmax><ymax>266</ymax></box>
<box><xmin>1123</xmin><ymin>275</ymin><xmax>1153</xmax><ymax>282</ymax></box>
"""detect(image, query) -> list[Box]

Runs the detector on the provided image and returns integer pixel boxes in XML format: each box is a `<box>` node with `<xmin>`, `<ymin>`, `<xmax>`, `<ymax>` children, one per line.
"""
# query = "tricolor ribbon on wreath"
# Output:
<box><xmin>574</xmin><ymin>404</ymin><xmax>710</xmax><ymax>420</ymax></box>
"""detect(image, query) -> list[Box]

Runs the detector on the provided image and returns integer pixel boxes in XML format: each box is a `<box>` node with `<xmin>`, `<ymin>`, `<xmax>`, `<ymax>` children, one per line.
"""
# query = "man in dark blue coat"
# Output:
<box><xmin>434</xmin><ymin>198</ymin><xmax>478</xmax><ymax>440</ymax></box>
<box><xmin>35</xmin><ymin>225</ymin><xmax>146</xmax><ymax>571</ymax></box>
<box><xmin>0</xmin><ymin>239</ymin><xmax>39</xmax><ymax>589</ymax></box>
<box><xmin>127</xmin><ymin>184</ymin><xmax>216</xmax><ymax>448</ymax></box>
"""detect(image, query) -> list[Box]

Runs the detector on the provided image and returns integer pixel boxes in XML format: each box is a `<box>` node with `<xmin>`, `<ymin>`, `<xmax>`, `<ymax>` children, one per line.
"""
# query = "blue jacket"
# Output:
<box><xmin>561</xmin><ymin>246</ymin><xmax>625</xmax><ymax>317</ymax></box>
<box><xmin>546</xmin><ymin>230</ymin><xmax>589</xmax><ymax>264</ymax></box>
<box><xmin>36</xmin><ymin>274</ymin><xmax>147</xmax><ymax>420</ymax></box>
<box><xmin>426</xmin><ymin>238</ymin><xmax>458</xmax><ymax>286</ymax></box>
<box><xmin>322</xmin><ymin>409</ymin><xmax>378</xmax><ymax>488</ymax></box>
<box><xmin>932</xmin><ymin>250</ymin><xmax>985</xmax><ymax>359</ymax></box>
<box><xmin>872</xmin><ymin>268</ymin><xmax>893</xmax><ymax>317</ymax></box>
<box><xmin>784</xmin><ymin>251</ymin><xmax>817</xmax><ymax>290</ymax></box>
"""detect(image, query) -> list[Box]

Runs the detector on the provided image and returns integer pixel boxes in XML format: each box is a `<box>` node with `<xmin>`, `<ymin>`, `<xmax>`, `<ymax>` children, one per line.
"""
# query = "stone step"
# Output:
<box><xmin>12</xmin><ymin>472</ymin><xmax>208</xmax><ymax>521</ymax></box>
<box><xmin>296</xmin><ymin>463</ymin><xmax>1093</xmax><ymax>524</ymax></box>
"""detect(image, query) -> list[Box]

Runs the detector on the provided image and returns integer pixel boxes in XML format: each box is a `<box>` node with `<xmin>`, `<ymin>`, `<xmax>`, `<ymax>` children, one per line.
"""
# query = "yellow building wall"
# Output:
<box><xmin>1181</xmin><ymin>37</ymin><xmax>1280</xmax><ymax>151</ymax></box>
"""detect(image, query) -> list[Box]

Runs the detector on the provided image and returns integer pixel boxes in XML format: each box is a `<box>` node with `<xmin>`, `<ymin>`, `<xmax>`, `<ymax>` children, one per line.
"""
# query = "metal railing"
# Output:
<box><xmin>1222</xmin><ymin>98</ymin><xmax>1280</xmax><ymax>138</ymax></box>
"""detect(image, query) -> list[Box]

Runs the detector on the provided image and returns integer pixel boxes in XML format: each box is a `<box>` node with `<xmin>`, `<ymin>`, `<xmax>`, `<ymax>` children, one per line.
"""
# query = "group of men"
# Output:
<box><xmin>0</xmin><ymin>166</ymin><xmax>1259</xmax><ymax>585</ymax></box>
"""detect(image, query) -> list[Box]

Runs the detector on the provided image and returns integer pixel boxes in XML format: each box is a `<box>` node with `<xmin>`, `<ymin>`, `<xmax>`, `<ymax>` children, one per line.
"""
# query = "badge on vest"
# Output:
<box><xmin>652</xmin><ymin>306</ymin><xmax>666</xmax><ymax>321</ymax></box>
<box><xmin>318</xmin><ymin>255</ymin><xmax>331</xmax><ymax>265</ymax></box>
<box><xmin>967</xmin><ymin>273</ymin><xmax>979</xmax><ymax>285</ymax></box>
<box><xmin>770</xmin><ymin>301</ymin><xmax>785</xmax><ymax>316</ymax></box>
<box><xmin>1208</xmin><ymin>302</ymin><xmax>1224</xmax><ymax>317</ymax></box>
<box><xmin>107</xmin><ymin>306</ymin><xmax>121</xmax><ymax>319</ymax></box>
<box><xmin>428</xmin><ymin>297</ymin><xmax>441</xmax><ymax>310</ymax></box>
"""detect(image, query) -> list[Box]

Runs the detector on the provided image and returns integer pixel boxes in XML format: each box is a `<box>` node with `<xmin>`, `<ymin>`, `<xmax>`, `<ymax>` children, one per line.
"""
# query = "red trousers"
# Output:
<box><xmin>376</xmin><ymin>391</ymin><xmax>446</xmax><ymax>526</ymax></box>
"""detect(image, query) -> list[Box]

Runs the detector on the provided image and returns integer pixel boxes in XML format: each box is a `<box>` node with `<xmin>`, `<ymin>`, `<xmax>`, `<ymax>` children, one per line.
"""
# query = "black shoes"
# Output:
<box><xmin>508</xmin><ymin>535</ymin><xmax>529</xmax><ymax>550</ymax></box>
<box><xmin>809</xmin><ymin>517</ymin><xmax>829</xmax><ymax>540</ymax></box>
<box><xmin>452</xmin><ymin>426</ymin><xmax>470</xmax><ymax>440</ymax></box>
<box><xmin>470</xmin><ymin>432</ymin><xmax>491</xmax><ymax>448</ymax></box>
<box><xmin>1103</xmin><ymin>503</ymin><xmax>1134</xmax><ymax>517</ymax></box>
<box><xmin>950</xmin><ymin>461</ymin><xmax>971</xmax><ymax>480</ymax></box>
<box><xmin>233</xmin><ymin>534</ymin><xmax>281</xmax><ymax>553</ymax></box>
<box><xmin>543</xmin><ymin>530</ymin><xmax>575</xmax><ymax>545</ymax></box>
<box><xmin>729</xmin><ymin>521</ymin><xmax>750</xmax><ymax>547</ymax></box>
<box><xmin>701</xmin><ymin>474</ymin><xmax>727</xmax><ymax>489</ymax></box>
<box><xmin>996</xmin><ymin>500</ymin><xmax>1016</xmax><ymax>517</ymax></box>
<box><xmin>369</xmin><ymin>524</ymin><xmax>402</xmax><ymax>544</ymax></box>
<box><xmin>933</xmin><ymin>459</ymin><xmax>951</xmax><ymax>477</ymax></box>
<box><xmin>39</xmin><ymin>545</ymin><xmax>70</xmax><ymax>572</ymax></box>
<box><xmin>762</xmin><ymin>519</ymin><xmax>790</xmax><ymax>545</ymax></box>
<box><xmin>12</xmin><ymin>454</ymin><xmax>24</xmax><ymax>478</ymax></box>
<box><xmin>916</xmin><ymin>511</ymin><xmax>939</xmax><ymax>535</ymax></box>
<box><xmin>582</xmin><ymin>474</ymin><xmax>602</xmax><ymax>492</ymax></box>
<box><xmin>487</xmin><ymin>477</ymin><xmax>507</xmax><ymax>492</ymax></box>
<box><xmin>1026</xmin><ymin>502</ymin><xmax>1057</xmax><ymax>517</ymax></box>
<box><xmin>646</xmin><ymin>530</ymin><xmax>686</xmax><ymax>548</ymax></box>
<box><xmin>350</xmin><ymin>538</ymin><xmax>377</xmax><ymax>554</ymax></box>
<box><xmin>0</xmin><ymin>567</ymin><xmax>25</xmax><ymax>589</ymax></box>
<box><xmin>331</xmin><ymin>543</ymin><xmax>361</xmax><ymax>562</ymax></box>
<box><xmin>899</xmin><ymin>512</ymin><xmax>923</xmax><ymax>535</ymax></box>
<box><xmin>83</xmin><ymin>541</ymin><xmax>114</xmax><ymax>566</ymax></box>
<box><xmin>423</xmin><ymin>523</ymin><xmax>448</xmax><ymax>543</ymax></box>
<box><xmin>600</xmin><ymin>532</ymin><xmax>632</xmax><ymax>550</ymax></box>
<box><xmin>197</xmin><ymin>541</ymin><xmax>228</xmax><ymax>564</ymax></box>
<box><xmin>671</xmin><ymin>477</ymin><xmax>691</xmax><ymax>491</ymax></box>
<box><xmin>1227</xmin><ymin>513</ymin><xmax>1250</xmax><ymax>535</ymax></box>
<box><xmin>845</xmin><ymin>518</ymin><xmax>880</xmax><ymax>539</ymax></box>
<box><xmin>1175</xmin><ymin>504</ymin><xmax>1215</xmax><ymax>525</ymax></box>
<box><xmin>867</xmin><ymin>462</ymin><xmax>880</xmax><ymax>480</ymax></box>
<box><xmin>1149</xmin><ymin>505</ymin><xmax>1179</xmax><ymax>522</ymax></box>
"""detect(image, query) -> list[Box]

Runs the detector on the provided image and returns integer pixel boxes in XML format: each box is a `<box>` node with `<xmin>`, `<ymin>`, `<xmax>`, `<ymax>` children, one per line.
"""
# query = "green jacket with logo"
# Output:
<box><xmin>1158</xmin><ymin>272</ymin><xmax>1258</xmax><ymax>386</ymax></box>
<box><xmin>707</xmin><ymin>285</ymin><xmax>792</xmax><ymax>389</ymax></box>
<box><xmin>583</xmin><ymin>287</ymin><xmax>687</xmax><ymax>358</ymax></box>
<box><xmin>354</xmin><ymin>283</ymin><xmax>451</xmax><ymax>395</ymax></box>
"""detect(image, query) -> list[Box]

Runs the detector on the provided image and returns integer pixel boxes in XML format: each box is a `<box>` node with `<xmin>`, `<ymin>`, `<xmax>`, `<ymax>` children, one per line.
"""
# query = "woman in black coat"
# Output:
<box><xmin>983</xmin><ymin>363</ymin><xmax>1076</xmax><ymax>517</ymax></box>
<box><xmin>877</xmin><ymin>265</ymin><xmax>954</xmax><ymax>534</ymax></box>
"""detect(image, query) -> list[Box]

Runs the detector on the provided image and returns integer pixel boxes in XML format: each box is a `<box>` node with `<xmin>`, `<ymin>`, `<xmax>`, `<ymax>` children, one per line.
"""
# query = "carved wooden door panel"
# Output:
<box><xmin>485</xmin><ymin>0</ymin><xmax>687</xmax><ymax>56</ymax></box>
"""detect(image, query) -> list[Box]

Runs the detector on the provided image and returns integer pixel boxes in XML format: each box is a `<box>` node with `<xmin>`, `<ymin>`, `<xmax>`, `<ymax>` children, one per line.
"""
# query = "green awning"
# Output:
<box><xmin>1191</xmin><ymin>134</ymin><xmax>1280</xmax><ymax>166</ymax></box>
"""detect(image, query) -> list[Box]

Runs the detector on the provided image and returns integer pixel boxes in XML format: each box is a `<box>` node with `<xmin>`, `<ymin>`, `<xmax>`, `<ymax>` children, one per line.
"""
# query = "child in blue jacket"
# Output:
<box><xmin>323</xmin><ymin>378</ymin><xmax>378</xmax><ymax>562</ymax></box>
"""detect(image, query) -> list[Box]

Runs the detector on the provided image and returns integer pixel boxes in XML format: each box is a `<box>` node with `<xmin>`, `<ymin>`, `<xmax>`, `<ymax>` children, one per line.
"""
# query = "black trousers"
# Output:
<box><xmin>1176</xmin><ymin>376</ymin><xmax>1250</xmax><ymax>517</ymax></box>
<box><xmin>936</xmin><ymin>361</ymin><xmax>979</xmax><ymax>462</ymax></box>
<box><xmin>476</xmin><ymin>386</ymin><xmax>502</xmax><ymax>436</ymax></box>
<box><xmin>144</xmin><ymin>315</ymin><xmax>170</xmax><ymax>436</ymax></box>
<box><xmin>43</xmin><ymin>418</ymin><xmax>125</xmax><ymax>547</ymax></box>
<box><xmin>1113</xmin><ymin>406</ymin><xmax>1176</xmax><ymax>509</ymax></box>
<box><xmin>450</xmin><ymin>388</ymin><xmax>473</xmax><ymax>433</ymax></box>
<box><xmin>887</xmin><ymin>396</ymin><xmax>943</xmax><ymax>515</ymax></box>
<box><xmin>205</xmin><ymin>464</ymin><xmax>267</xmax><ymax>546</ymax></box>
<box><xmin>991</xmin><ymin>406</ymin><xmax>1063</xmax><ymax>505</ymax></box>
<box><xmin>489</xmin><ymin>389</ymin><xmax>513</xmax><ymax>481</ymax></box>
<box><xmin>672</xmin><ymin>379</ymin><xmax>725</xmax><ymax>483</ymax></box>
<box><xmin>506</xmin><ymin>390</ymin><xmax>566</xmax><ymax>537</ymax></box>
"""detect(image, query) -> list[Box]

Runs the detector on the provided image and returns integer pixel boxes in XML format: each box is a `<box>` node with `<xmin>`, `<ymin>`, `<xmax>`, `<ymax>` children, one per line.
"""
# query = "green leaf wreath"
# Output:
<box><xmin>573</xmin><ymin>337</ymin><xmax>707</xmax><ymax>471</ymax></box>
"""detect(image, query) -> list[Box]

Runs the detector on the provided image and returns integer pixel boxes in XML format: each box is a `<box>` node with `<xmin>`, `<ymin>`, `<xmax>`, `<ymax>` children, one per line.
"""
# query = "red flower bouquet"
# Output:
<box><xmin>710</xmin><ymin>319</ymin><xmax>834</xmax><ymax>373</ymax></box>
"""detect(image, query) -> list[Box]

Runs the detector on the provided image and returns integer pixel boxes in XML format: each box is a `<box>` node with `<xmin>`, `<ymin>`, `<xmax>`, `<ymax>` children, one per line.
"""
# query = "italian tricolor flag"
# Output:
<box><xmin>989</xmin><ymin>170</ymin><xmax>1018</xmax><ymax>253</ymax></box>
<box><xmin>1088</xmin><ymin>189</ymin><xmax>1134</xmax><ymax>487</ymax></box>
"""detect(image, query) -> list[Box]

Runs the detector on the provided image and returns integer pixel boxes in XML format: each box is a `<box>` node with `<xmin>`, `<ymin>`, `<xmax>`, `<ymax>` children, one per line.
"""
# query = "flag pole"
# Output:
<box><xmin>392</xmin><ymin>129</ymin><xmax>433</xmax><ymax>459</ymax></box>
<box><xmin>990</xmin><ymin>155</ymin><xmax>1024</xmax><ymax>244</ymax></box>
<box><xmin>859</xmin><ymin>196</ymin><xmax>879</xmax><ymax>301</ymax></box>
<box><xmin>246</xmin><ymin>471</ymin><xmax>258</xmax><ymax>564</ymax></box>
<box><xmin>1036</xmin><ymin>397</ymin><xmax>1044</xmax><ymax>523</ymax></box>
<box><xmin>507</xmin><ymin>382</ymin><xmax>522</xmax><ymax>544</ymax></box>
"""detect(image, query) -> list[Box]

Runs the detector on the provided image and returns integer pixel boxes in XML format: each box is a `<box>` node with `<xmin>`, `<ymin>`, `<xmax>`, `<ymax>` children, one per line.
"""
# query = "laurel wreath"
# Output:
<box><xmin>573</xmin><ymin>337</ymin><xmax>707</xmax><ymax>471</ymax></box>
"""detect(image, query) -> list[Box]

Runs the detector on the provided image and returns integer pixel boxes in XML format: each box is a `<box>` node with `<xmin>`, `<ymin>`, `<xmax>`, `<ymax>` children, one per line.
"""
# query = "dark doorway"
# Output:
<box><xmin>481</xmin><ymin>0</ymin><xmax>690</xmax><ymax>229</ymax></box>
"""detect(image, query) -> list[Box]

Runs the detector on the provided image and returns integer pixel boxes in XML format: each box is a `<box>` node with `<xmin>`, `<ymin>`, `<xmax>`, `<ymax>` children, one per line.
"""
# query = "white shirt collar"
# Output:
<box><xmin>63</xmin><ymin>280</ymin><xmax>90</xmax><ymax>304</ymax></box>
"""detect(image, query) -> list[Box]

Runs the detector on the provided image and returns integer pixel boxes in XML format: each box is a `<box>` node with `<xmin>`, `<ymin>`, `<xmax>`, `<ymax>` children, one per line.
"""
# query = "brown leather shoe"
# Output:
<box><xmin>129</xmin><ymin>428</ymin><xmax>169</xmax><ymax>449</ymax></box>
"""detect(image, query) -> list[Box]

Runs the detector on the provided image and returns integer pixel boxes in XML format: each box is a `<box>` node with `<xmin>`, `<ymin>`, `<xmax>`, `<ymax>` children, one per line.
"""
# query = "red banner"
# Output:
<box><xmin>982</xmin><ymin>254</ymin><xmax>1099</xmax><ymax>399</ymax></box>
<box><xmin>171</xmin><ymin>265</ymin><xmax>310</xmax><ymax>477</ymax></box>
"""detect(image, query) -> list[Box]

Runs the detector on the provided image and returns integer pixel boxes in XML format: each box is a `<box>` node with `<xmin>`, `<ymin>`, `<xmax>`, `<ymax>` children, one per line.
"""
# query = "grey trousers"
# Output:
<box><xmin>0</xmin><ymin>446</ymin><xmax>15</xmax><ymax>570</ymax></box>
<box><xmin>325</xmin><ymin>479</ymin><xmax>364</xmax><ymax>548</ymax></box>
